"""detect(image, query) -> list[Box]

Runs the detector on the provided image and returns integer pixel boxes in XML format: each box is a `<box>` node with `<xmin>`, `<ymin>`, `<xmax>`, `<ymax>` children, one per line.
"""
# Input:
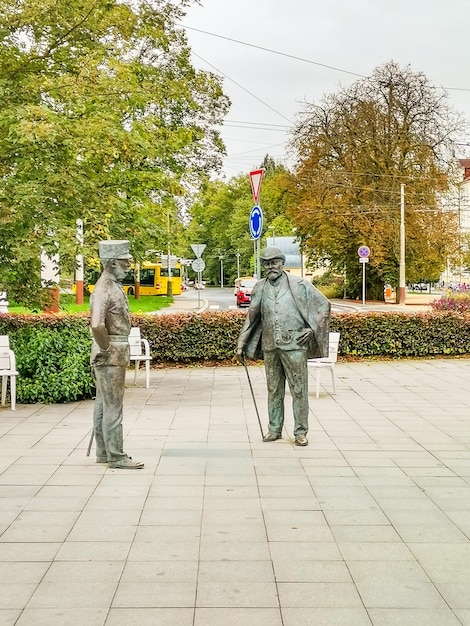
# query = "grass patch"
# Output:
<box><xmin>8</xmin><ymin>294</ymin><xmax>173</xmax><ymax>314</ymax></box>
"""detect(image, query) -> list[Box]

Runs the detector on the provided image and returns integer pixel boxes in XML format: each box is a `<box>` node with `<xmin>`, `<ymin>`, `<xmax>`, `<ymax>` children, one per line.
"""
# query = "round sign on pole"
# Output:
<box><xmin>358</xmin><ymin>245</ymin><xmax>370</xmax><ymax>258</ymax></box>
<box><xmin>191</xmin><ymin>258</ymin><xmax>205</xmax><ymax>272</ymax></box>
<box><xmin>249</xmin><ymin>205</ymin><xmax>263</xmax><ymax>240</ymax></box>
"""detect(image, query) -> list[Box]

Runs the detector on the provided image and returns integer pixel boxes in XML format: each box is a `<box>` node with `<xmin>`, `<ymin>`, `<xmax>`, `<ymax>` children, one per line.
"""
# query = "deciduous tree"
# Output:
<box><xmin>289</xmin><ymin>62</ymin><xmax>464</xmax><ymax>300</ymax></box>
<box><xmin>186</xmin><ymin>158</ymin><xmax>296</xmax><ymax>285</ymax></box>
<box><xmin>0</xmin><ymin>0</ymin><xmax>229</xmax><ymax>306</ymax></box>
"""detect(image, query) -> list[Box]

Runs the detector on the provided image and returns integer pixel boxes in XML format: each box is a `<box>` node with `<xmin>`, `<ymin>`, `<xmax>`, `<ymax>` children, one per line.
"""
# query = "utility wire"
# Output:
<box><xmin>184</xmin><ymin>26</ymin><xmax>365</xmax><ymax>79</ymax></box>
<box><xmin>183</xmin><ymin>25</ymin><xmax>470</xmax><ymax>93</ymax></box>
<box><xmin>228</xmin><ymin>120</ymin><xmax>291</xmax><ymax>129</ymax></box>
<box><xmin>192</xmin><ymin>51</ymin><xmax>293</xmax><ymax>124</ymax></box>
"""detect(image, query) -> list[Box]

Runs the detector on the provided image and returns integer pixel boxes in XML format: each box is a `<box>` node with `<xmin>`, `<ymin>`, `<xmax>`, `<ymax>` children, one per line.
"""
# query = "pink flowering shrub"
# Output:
<box><xmin>430</xmin><ymin>294</ymin><xmax>470</xmax><ymax>313</ymax></box>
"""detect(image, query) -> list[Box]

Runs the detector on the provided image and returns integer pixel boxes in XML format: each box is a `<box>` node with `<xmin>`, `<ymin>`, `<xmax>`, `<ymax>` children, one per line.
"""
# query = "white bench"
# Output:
<box><xmin>0</xmin><ymin>335</ymin><xmax>18</xmax><ymax>410</ymax></box>
<box><xmin>128</xmin><ymin>327</ymin><xmax>152</xmax><ymax>388</ymax></box>
<box><xmin>0</xmin><ymin>291</ymin><xmax>8</xmax><ymax>313</ymax></box>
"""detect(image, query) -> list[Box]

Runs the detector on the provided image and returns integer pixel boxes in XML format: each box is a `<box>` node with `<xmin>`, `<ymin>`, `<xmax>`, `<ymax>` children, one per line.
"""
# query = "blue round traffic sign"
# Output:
<box><xmin>249</xmin><ymin>205</ymin><xmax>263</xmax><ymax>240</ymax></box>
<box><xmin>358</xmin><ymin>245</ymin><xmax>370</xmax><ymax>258</ymax></box>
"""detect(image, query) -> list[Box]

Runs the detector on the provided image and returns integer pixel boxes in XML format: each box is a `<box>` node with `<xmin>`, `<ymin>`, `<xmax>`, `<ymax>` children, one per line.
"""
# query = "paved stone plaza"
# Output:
<box><xmin>2</xmin><ymin>358</ymin><xmax>470</xmax><ymax>625</ymax></box>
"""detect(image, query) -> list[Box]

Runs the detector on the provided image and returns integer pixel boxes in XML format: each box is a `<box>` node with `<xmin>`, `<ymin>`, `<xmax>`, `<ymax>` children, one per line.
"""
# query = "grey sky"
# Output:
<box><xmin>182</xmin><ymin>0</ymin><xmax>469</xmax><ymax>178</ymax></box>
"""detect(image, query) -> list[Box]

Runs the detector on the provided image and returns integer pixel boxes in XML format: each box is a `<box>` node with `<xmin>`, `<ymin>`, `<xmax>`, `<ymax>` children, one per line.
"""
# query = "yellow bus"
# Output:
<box><xmin>86</xmin><ymin>261</ymin><xmax>183</xmax><ymax>296</ymax></box>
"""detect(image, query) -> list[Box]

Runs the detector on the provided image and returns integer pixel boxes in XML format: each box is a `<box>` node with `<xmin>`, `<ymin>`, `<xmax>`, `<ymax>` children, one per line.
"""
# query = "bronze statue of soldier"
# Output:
<box><xmin>90</xmin><ymin>240</ymin><xmax>144</xmax><ymax>469</ymax></box>
<box><xmin>237</xmin><ymin>247</ymin><xmax>330</xmax><ymax>446</ymax></box>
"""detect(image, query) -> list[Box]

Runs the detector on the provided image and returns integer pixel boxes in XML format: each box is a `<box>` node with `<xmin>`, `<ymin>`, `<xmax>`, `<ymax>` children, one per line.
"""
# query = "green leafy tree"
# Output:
<box><xmin>0</xmin><ymin>0</ymin><xmax>229</xmax><ymax>306</ymax></box>
<box><xmin>186</xmin><ymin>158</ymin><xmax>297</xmax><ymax>286</ymax></box>
<box><xmin>289</xmin><ymin>62</ymin><xmax>463</xmax><ymax>300</ymax></box>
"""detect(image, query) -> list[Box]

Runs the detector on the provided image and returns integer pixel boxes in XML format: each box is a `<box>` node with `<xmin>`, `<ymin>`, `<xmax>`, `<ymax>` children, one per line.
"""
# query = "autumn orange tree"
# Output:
<box><xmin>289</xmin><ymin>62</ymin><xmax>464</xmax><ymax>300</ymax></box>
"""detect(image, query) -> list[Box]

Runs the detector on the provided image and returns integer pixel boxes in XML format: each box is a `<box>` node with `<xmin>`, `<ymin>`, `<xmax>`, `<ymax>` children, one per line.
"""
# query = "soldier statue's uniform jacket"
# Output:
<box><xmin>90</xmin><ymin>271</ymin><xmax>131</xmax><ymax>367</ymax></box>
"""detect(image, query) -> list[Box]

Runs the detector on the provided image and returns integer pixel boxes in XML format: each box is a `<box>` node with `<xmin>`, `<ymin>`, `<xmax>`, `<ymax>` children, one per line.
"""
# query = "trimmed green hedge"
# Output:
<box><xmin>0</xmin><ymin>314</ymin><xmax>94</xmax><ymax>404</ymax></box>
<box><xmin>133</xmin><ymin>311</ymin><xmax>244</xmax><ymax>364</ymax></box>
<box><xmin>330</xmin><ymin>311</ymin><xmax>470</xmax><ymax>357</ymax></box>
<box><xmin>1</xmin><ymin>309</ymin><xmax>470</xmax><ymax>404</ymax></box>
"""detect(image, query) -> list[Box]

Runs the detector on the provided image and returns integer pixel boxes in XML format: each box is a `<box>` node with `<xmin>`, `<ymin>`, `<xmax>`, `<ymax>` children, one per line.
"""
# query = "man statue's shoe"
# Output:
<box><xmin>263</xmin><ymin>432</ymin><xmax>281</xmax><ymax>442</ymax></box>
<box><xmin>295</xmin><ymin>436</ymin><xmax>308</xmax><ymax>446</ymax></box>
<box><xmin>108</xmin><ymin>456</ymin><xmax>144</xmax><ymax>469</ymax></box>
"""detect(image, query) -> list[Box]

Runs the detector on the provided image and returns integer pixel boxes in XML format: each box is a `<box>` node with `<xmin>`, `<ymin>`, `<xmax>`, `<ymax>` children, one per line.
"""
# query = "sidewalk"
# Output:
<box><xmin>153</xmin><ymin>294</ymin><xmax>208</xmax><ymax>315</ymax></box>
<box><xmin>2</xmin><ymin>358</ymin><xmax>470</xmax><ymax>625</ymax></box>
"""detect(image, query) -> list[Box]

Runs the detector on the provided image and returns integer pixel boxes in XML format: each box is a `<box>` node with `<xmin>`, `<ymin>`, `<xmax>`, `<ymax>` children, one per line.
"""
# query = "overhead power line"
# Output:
<box><xmin>183</xmin><ymin>25</ymin><xmax>470</xmax><ymax>93</ymax></box>
<box><xmin>192</xmin><ymin>51</ymin><xmax>293</xmax><ymax>124</ymax></box>
<box><xmin>224</xmin><ymin>122</ymin><xmax>289</xmax><ymax>132</ymax></box>
<box><xmin>228</xmin><ymin>120</ymin><xmax>291</xmax><ymax>129</ymax></box>
<box><xmin>184</xmin><ymin>26</ymin><xmax>365</xmax><ymax>78</ymax></box>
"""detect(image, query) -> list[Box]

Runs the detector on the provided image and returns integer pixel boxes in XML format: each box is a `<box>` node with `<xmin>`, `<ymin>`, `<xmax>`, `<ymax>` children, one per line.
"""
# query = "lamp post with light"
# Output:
<box><xmin>268</xmin><ymin>225</ymin><xmax>275</xmax><ymax>246</ymax></box>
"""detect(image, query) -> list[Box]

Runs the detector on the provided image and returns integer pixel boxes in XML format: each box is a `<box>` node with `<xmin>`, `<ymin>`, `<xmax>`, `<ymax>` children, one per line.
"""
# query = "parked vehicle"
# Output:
<box><xmin>234</xmin><ymin>276</ymin><xmax>255</xmax><ymax>296</ymax></box>
<box><xmin>236</xmin><ymin>278</ymin><xmax>257</xmax><ymax>307</ymax></box>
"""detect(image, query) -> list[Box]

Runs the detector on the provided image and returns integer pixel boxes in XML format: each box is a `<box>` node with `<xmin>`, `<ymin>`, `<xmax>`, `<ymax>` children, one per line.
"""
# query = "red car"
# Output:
<box><xmin>236</xmin><ymin>278</ymin><xmax>257</xmax><ymax>307</ymax></box>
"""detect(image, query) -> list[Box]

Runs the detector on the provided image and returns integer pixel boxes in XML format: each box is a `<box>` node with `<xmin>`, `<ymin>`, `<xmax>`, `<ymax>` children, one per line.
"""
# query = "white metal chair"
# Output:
<box><xmin>128</xmin><ymin>327</ymin><xmax>152</xmax><ymax>388</ymax></box>
<box><xmin>308</xmin><ymin>332</ymin><xmax>340</xmax><ymax>398</ymax></box>
<box><xmin>0</xmin><ymin>335</ymin><xmax>18</xmax><ymax>410</ymax></box>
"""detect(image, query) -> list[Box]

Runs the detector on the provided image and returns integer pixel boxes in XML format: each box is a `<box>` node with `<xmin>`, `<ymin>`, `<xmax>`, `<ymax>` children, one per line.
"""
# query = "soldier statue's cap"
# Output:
<box><xmin>260</xmin><ymin>246</ymin><xmax>286</xmax><ymax>262</ymax></box>
<box><xmin>98</xmin><ymin>240</ymin><xmax>132</xmax><ymax>261</ymax></box>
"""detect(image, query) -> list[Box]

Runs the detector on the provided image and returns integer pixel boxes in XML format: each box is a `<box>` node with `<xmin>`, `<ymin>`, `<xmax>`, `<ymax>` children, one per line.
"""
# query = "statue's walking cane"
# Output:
<box><xmin>242</xmin><ymin>355</ymin><xmax>265</xmax><ymax>439</ymax></box>
<box><xmin>86</xmin><ymin>430</ymin><xmax>94</xmax><ymax>457</ymax></box>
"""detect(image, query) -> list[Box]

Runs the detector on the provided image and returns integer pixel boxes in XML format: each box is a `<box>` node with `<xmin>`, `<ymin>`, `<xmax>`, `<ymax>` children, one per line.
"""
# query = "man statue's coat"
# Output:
<box><xmin>237</xmin><ymin>271</ymin><xmax>331</xmax><ymax>360</ymax></box>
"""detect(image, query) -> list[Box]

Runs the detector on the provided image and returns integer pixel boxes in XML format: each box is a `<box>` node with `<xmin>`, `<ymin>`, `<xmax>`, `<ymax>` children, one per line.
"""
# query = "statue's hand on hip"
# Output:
<box><xmin>297</xmin><ymin>328</ymin><xmax>313</xmax><ymax>346</ymax></box>
<box><xmin>92</xmin><ymin>350</ymin><xmax>110</xmax><ymax>367</ymax></box>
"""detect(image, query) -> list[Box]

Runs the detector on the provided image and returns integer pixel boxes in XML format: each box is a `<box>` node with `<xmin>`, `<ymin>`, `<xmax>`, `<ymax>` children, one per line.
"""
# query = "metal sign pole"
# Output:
<box><xmin>249</xmin><ymin>205</ymin><xmax>263</xmax><ymax>278</ymax></box>
<box><xmin>249</xmin><ymin>169</ymin><xmax>264</xmax><ymax>278</ymax></box>
<box><xmin>358</xmin><ymin>246</ymin><xmax>370</xmax><ymax>306</ymax></box>
<box><xmin>362</xmin><ymin>261</ymin><xmax>366</xmax><ymax>305</ymax></box>
<box><xmin>191</xmin><ymin>256</ymin><xmax>205</xmax><ymax>305</ymax></box>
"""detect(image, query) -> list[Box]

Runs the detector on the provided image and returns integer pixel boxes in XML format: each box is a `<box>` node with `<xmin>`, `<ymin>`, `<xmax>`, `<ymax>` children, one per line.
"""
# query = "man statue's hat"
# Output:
<box><xmin>260</xmin><ymin>246</ymin><xmax>286</xmax><ymax>262</ymax></box>
<box><xmin>98</xmin><ymin>240</ymin><xmax>132</xmax><ymax>261</ymax></box>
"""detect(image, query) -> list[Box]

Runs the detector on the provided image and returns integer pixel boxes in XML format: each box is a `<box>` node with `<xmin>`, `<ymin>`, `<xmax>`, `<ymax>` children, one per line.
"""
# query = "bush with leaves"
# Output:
<box><xmin>0</xmin><ymin>314</ymin><xmax>94</xmax><ymax>404</ymax></box>
<box><xmin>2</xmin><ymin>309</ymin><xmax>470</xmax><ymax>404</ymax></box>
<box><xmin>332</xmin><ymin>311</ymin><xmax>470</xmax><ymax>357</ymax></box>
<box><xmin>134</xmin><ymin>311</ymin><xmax>244</xmax><ymax>364</ymax></box>
<box><xmin>430</xmin><ymin>294</ymin><xmax>470</xmax><ymax>313</ymax></box>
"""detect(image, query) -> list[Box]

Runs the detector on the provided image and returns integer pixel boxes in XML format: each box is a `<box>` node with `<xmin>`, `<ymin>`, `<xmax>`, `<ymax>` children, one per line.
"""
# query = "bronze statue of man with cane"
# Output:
<box><xmin>237</xmin><ymin>246</ymin><xmax>330</xmax><ymax>446</ymax></box>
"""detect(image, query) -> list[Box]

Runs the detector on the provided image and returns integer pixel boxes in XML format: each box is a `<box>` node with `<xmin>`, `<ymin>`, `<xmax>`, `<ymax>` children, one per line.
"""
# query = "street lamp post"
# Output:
<box><xmin>166</xmin><ymin>208</ymin><xmax>173</xmax><ymax>297</ymax></box>
<box><xmin>219</xmin><ymin>255</ymin><xmax>224</xmax><ymax>288</ymax></box>
<box><xmin>398</xmin><ymin>183</ymin><xmax>405</xmax><ymax>304</ymax></box>
<box><xmin>292</xmin><ymin>226</ymin><xmax>304</xmax><ymax>277</ymax></box>
<box><xmin>268</xmin><ymin>225</ymin><xmax>275</xmax><ymax>246</ymax></box>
